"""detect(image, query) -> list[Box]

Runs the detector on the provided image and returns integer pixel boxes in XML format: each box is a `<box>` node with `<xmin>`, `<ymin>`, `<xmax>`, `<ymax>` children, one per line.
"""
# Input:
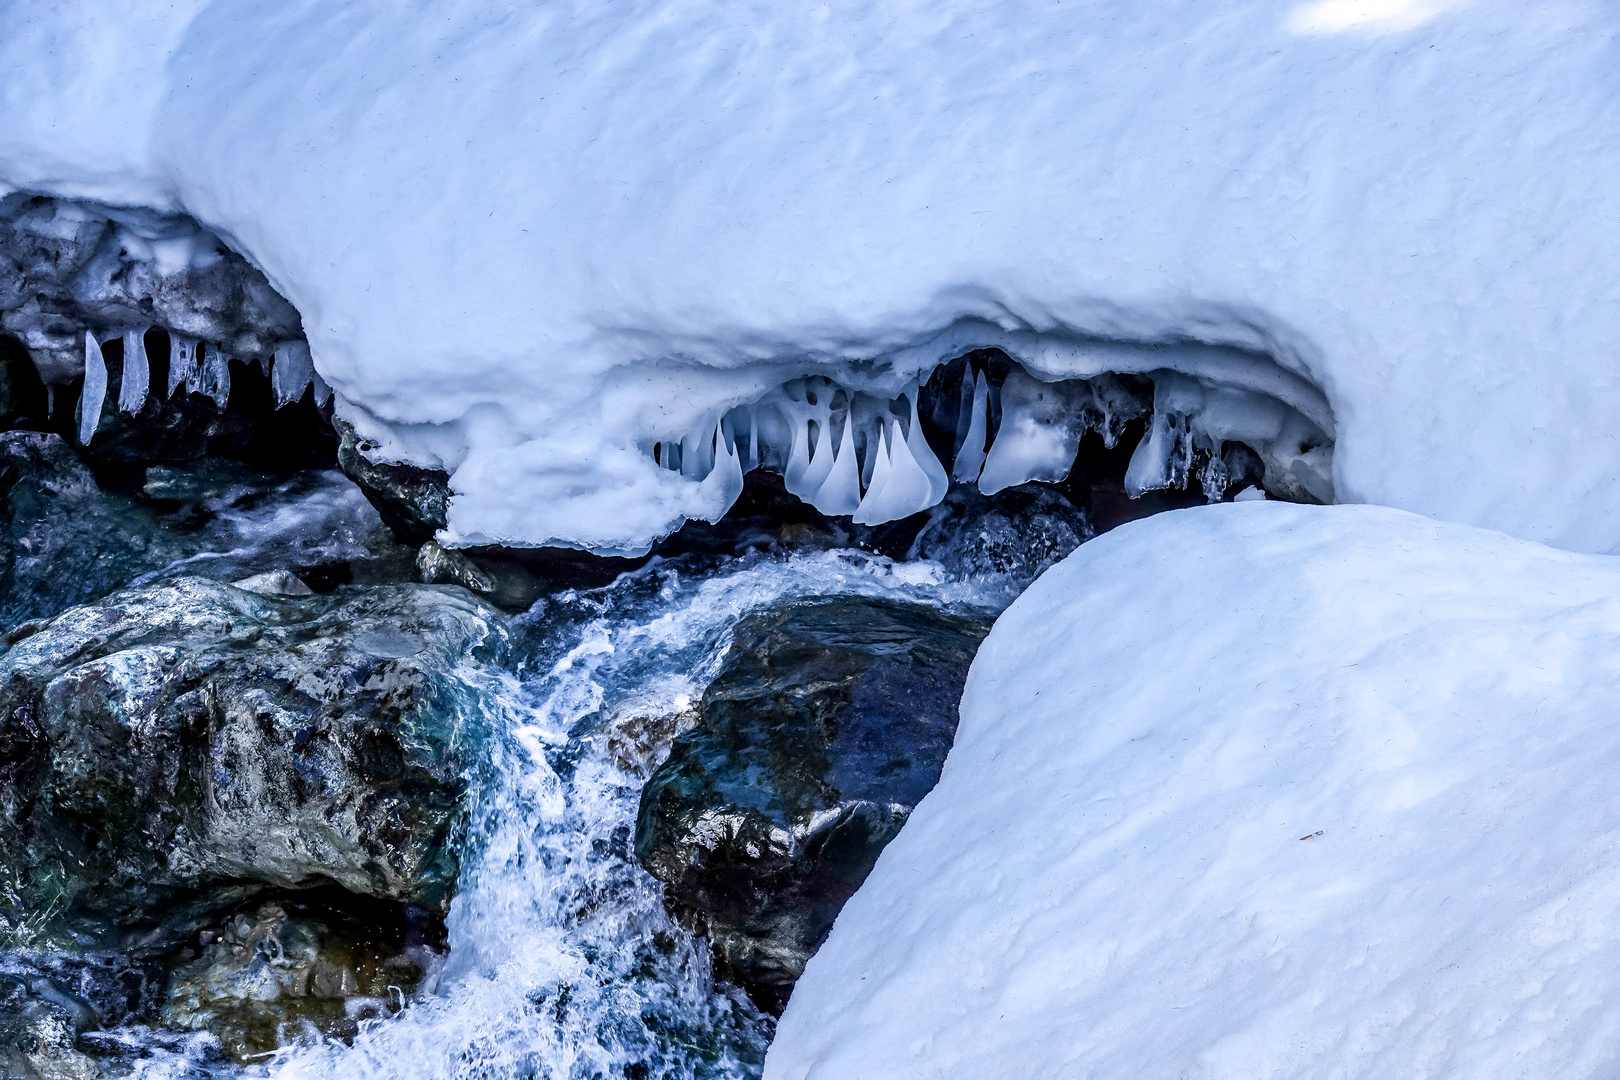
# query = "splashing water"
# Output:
<box><xmin>232</xmin><ymin>548</ymin><xmax>1006</xmax><ymax>1080</ymax></box>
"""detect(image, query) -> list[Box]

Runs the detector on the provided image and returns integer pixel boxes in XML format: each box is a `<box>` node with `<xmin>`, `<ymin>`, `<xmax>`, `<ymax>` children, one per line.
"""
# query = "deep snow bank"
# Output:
<box><xmin>767</xmin><ymin>503</ymin><xmax>1620</xmax><ymax>1079</ymax></box>
<box><xmin>2</xmin><ymin>2</ymin><xmax>1616</xmax><ymax>552</ymax></box>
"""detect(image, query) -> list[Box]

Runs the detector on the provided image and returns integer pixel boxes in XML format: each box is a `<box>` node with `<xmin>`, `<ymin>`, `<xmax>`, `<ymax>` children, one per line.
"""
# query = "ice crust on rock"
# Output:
<box><xmin>0</xmin><ymin>2</ymin><xmax>1614</xmax><ymax>551</ymax></box>
<box><xmin>767</xmin><ymin>504</ymin><xmax>1620</xmax><ymax>1079</ymax></box>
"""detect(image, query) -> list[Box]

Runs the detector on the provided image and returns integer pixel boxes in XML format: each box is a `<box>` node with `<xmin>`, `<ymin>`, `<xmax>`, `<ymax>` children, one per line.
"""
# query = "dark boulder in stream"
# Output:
<box><xmin>0</xmin><ymin>576</ymin><xmax>505</xmax><ymax>951</ymax></box>
<box><xmin>635</xmin><ymin>595</ymin><xmax>989</xmax><ymax>1013</ymax></box>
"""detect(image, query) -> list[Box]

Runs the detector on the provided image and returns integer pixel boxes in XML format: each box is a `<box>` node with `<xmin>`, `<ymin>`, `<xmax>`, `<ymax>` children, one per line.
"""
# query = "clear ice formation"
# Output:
<box><xmin>77</xmin><ymin>330</ymin><xmax>106</xmax><ymax>445</ymax></box>
<box><xmin>653</xmin><ymin>361</ymin><xmax>1334</xmax><ymax>526</ymax></box>
<box><xmin>65</xmin><ymin>331</ymin><xmax>332</xmax><ymax>443</ymax></box>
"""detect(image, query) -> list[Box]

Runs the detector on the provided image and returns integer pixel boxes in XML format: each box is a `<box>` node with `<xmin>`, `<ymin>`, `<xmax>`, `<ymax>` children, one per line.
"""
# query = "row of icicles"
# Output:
<box><xmin>74</xmin><ymin>328</ymin><xmax>329</xmax><ymax>444</ymax></box>
<box><xmin>652</xmin><ymin>369</ymin><xmax>1133</xmax><ymax>526</ymax></box>
<box><xmin>654</xmin><ymin>364</ymin><xmax>1335</xmax><ymax>525</ymax></box>
<box><xmin>654</xmin><ymin>376</ymin><xmax>947</xmax><ymax>526</ymax></box>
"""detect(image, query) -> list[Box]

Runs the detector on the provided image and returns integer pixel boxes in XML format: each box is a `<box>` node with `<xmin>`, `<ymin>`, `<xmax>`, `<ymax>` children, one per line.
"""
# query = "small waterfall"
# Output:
<box><xmin>255</xmin><ymin>550</ymin><xmax>1004</xmax><ymax>1080</ymax></box>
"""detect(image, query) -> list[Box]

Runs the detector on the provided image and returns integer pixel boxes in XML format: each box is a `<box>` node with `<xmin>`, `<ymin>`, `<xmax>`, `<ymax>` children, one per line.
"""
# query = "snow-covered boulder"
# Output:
<box><xmin>2</xmin><ymin>3</ymin><xmax>1616</xmax><ymax>553</ymax></box>
<box><xmin>767</xmin><ymin>503</ymin><xmax>1620</xmax><ymax>1079</ymax></box>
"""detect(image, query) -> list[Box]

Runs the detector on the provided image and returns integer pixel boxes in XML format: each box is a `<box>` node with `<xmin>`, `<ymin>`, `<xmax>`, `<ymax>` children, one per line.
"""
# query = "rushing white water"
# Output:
<box><xmin>3</xmin><ymin>451</ymin><xmax>1055</xmax><ymax>1078</ymax></box>
<box><xmin>224</xmin><ymin>548</ymin><xmax>1000</xmax><ymax>1080</ymax></box>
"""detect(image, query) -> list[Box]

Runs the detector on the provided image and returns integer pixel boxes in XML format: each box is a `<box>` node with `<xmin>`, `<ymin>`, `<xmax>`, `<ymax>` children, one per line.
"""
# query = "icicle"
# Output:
<box><xmin>696</xmin><ymin>417</ymin><xmax>744</xmax><ymax>517</ymax></box>
<box><xmin>78</xmin><ymin>331</ymin><xmax>106</xmax><ymax>444</ymax></box>
<box><xmin>679</xmin><ymin>422</ymin><xmax>716</xmax><ymax>481</ymax></box>
<box><xmin>198</xmin><ymin>343</ymin><xmax>231</xmax><ymax>407</ymax></box>
<box><xmin>952</xmin><ymin>370</ymin><xmax>990</xmax><ymax>483</ymax></box>
<box><xmin>271</xmin><ymin>340</ymin><xmax>314</xmax><ymax>407</ymax></box>
<box><xmin>854</xmin><ymin>423</ymin><xmax>895</xmax><ymax>523</ymax></box>
<box><xmin>168</xmin><ymin>334</ymin><xmax>199</xmax><ymax>397</ymax></box>
<box><xmin>953</xmin><ymin>366</ymin><xmax>977</xmax><ymax>456</ymax></box>
<box><xmin>798</xmin><ymin>418</ymin><xmax>837</xmax><ymax>499</ymax></box>
<box><xmin>117</xmin><ymin>329</ymin><xmax>149</xmax><ymax>413</ymax></box>
<box><xmin>1125</xmin><ymin>405</ymin><xmax>1173</xmax><ymax>497</ymax></box>
<box><xmin>46</xmin><ymin>385</ymin><xmax>55</xmax><ymax>416</ymax></box>
<box><xmin>978</xmin><ymin>370</ymin><xmax>1089</xmax><ymax>496</ymax></box>
<box><xmin>312</xmin><ymin>371</ymin><xmax>332</xmax><ymax>407</ymax></box>
<box><xmin>782</xmin><ymin>412</ymin><xmax>813</xmax><ymax>491</ymax></box>
<box><xmin>860</xmin><ymin>417</ymin><xmax>880</xmax><ymax>491</ymax></box>
<box><xmin>809</xmin><ymin>412</ymin><xmax>862</xmax><ymax>516</ymax></box>
<box><xmin>1172</xmin><ymin>419</ymin><xmax>1195</xmax><ymax>489</ymax></box>
<box><xmin>1201</xmin><ymin>455</ymin><xmax>1230</xmax><ymax>503</ymax></box>
<box><xmin>855</xmin><ymin>415</ymin><xmax>940</xmax><ymax>525</ymax></box>
<box><xmin>746</xmin><ymin>410</ymin><xmax>760</xmax><ymax>470</ymax></box>
<box><xmin>905</xmin><ymin>386</ymin><xmax>950</xmax><ymax>505</ymax></box>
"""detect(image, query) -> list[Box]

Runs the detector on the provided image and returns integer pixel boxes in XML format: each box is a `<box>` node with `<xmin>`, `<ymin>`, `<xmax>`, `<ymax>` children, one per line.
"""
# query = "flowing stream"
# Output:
<box><xmin>35</xmin><ymin>472</ymin><xmax>1038</xmax><ymax>1080</ymax></box>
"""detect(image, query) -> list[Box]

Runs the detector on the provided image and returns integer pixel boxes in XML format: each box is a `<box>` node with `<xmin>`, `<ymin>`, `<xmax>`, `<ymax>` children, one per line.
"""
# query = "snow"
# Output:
<box><xmin>767</xmin><ymin>502</ymin><xmax>1620</xmax><ymax>1079</ymax></box>
<box><xmin>2</xmin><ymin>3</ymin><xmax>1617</xmax><ymax>553</ymax></box>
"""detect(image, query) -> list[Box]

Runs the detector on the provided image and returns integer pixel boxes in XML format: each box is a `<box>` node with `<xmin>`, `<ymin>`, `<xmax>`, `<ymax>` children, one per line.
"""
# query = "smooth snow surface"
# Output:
<box><xmin>2</xmin><ymin>2</ymin><xmax>1617</xmax><ymax>551</ymax></box>
<box><xmin>768</xmin><ymin>503</ymin><xmax>1620</xmax><ymax>1079</ymax></box>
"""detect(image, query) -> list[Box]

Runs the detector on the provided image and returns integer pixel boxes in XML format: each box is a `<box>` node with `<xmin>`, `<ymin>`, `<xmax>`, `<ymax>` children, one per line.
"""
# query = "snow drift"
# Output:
<box><xmin>767</xmin><ymin>503</ymin><xmax>1620</xmax><ymax>1079</ymax></box>
<box><xmin>1</xmin><ymin>1</ymin><xmax>1615</xmax><ymax>553</ymax></box>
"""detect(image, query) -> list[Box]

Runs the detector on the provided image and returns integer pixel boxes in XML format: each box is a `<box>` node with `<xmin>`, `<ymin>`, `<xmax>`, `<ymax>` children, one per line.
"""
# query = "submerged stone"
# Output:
<box><xmin>161</xmin><ymin>896</ymin><xmax>444</xmax><ymax>1061</ymax></box>
<box><xmin>0</xmin><ymin>972</ymin><xmax>101</xmax><ymax>1080</ymax></box>
<box><xmin>635</xmin><ymin>595</ymin><xmax>989</xmax><ymax>1013</ymax></box>
<box><xmin>0</xmin><ymin>577</ymin><xmax>505</xmax><ymax>948</ymax></box>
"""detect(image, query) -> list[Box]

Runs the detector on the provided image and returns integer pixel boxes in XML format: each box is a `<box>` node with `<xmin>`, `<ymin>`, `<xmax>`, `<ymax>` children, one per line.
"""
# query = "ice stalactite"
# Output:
<box><xmin>77</xmin><ymin>331</ymin><xmax>106</xmax><ymax>444</ymax></box>
<box><xmin>272</xmin><ymin>340</ymin><xmax>314</xmax><ymax>406</ymax></box>
<box><xmin>116</xmin><ymin>329</ymin><xmax>150</xmax><ymax>413</ymax></box>
<box><xmin>168</xmin><ymin>334</ymin><xmax>199</xmax><ymax>397</ymax></box>
<box><xmin>654</xmin><ymin>352</ymin><xmax>1335</xmax><ymax>525</ymax></box>
<box><xmin>853</xmin><ymin>389</ymin><xmax>949</xmax><ymax>525</ymax></box>
<box><xmin>979</xmin><ymin>372</ymin><xmax>1090</xmax><ymax>495</ymax></box>
<box><xmin>1122</xmin><ymin>371</ymin><xmax>1333</xmax><ymax>504</ymax></box>
<box><xmin>197</xmin><ymin>343</ymin><xmax>231</xmax><ymax>407</ymax></box>
<box><xmin>657</xmin><ymin>376</ymin><xmax>952</xmax><ymax>524</ymax></box>
<box><xmin>654</xmin><ymin>415</ymin><xmax>746</xmax><ymax>516</ymax></box>
<box><xmin>951</xmin><ymin>369</ymin><xmax>991</xmax><ymax>484</ymax></box>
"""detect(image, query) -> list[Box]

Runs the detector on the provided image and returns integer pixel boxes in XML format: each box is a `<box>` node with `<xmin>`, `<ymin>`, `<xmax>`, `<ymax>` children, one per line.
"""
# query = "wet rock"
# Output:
<box><xmin>160</xmin><ymin>897</ymin><xmax>443</xmax><ymax>1061</ymax></box>
<box><xmin>0</xmin><ymin>971</ymin><xmax>100</xmax><ymax>1080</ymax></box>
<box><xmin>0</xmin><ymin>577</ymin><xmax>505</xmax><ymax>947</ymax></box>
<box><xmin>903</xmin><ymin>483</ymin><xmax>1093</xmax><ymax>586</ymax></box>
<box><xmin>335</xmin><ymin>417</ymin><xmax>449</xmax><ymax>547</ymax></box>
<box><xmin>416</xmin><ymin>541</ymin><xmax>495</xmax><ymax>595</ymax></box>
<box><xmin>635</xmin><ymin>596</ymin><xmax>990</xmax><ymax>1013</ymax></box>
<box><xmin>231</xmin><ymin>570</ymin><xmax>314</xmax><ymax>597</ymax></box>
<box><xmin>0</xmin><ymin>432</ymin><xmax>415</xmax><ymax>632</ymax></box>
<box><xmin>0</xmin><ymin>431</ymin><xmax>191</xmax><ymax>630</ymax></box>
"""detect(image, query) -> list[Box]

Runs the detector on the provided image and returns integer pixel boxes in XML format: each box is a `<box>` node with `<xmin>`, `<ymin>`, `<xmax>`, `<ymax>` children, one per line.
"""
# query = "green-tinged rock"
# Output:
<box><xmin>635</xmin><ymin>595</ymin><xmax>989</xmax><ymax>1012</ymax></box>
<box><xmin>0</xmin><ymin>576</ymin><xmax>505</xmax><ymax>948</ymax></box>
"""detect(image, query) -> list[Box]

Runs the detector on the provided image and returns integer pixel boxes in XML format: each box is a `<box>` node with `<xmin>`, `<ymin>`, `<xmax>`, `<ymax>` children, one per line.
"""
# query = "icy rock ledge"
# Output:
<box><xmin>0</xmin><ymin>195</ymin><xmax>328</xmax><ymax>435</ymax></box>
<box><xmin>655</xmin><ymin>349</ymin><xmax>1334</xmax><ymax>531</ymax></box>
